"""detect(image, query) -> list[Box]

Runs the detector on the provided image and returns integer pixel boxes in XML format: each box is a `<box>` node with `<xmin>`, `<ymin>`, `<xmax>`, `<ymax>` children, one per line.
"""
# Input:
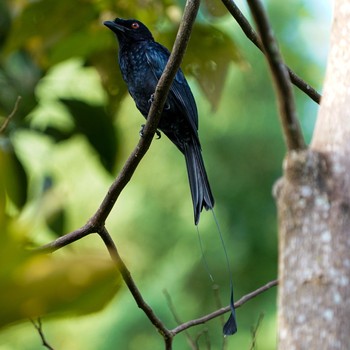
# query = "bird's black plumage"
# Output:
<box><xmin>104</xmin><ymin>18</ymin><xmax>214</xmax><ymax>225</ymax></box>
<box><xmin>104</xmin><ymin>18</ymin><xmax>237</xmax><ymax>336</ymax></box>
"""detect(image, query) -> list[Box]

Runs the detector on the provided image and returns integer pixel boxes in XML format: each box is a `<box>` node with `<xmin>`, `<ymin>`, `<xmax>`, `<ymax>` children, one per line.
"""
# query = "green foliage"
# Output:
<box><xmin>0</xmin><ymin>0</ymin><xmax>325</xmax><ymax>348</ymax></box>
<box><xmin>0</xmin><ymin>170</ymin><xmax>120</xmax><ymax>330</ymax></box>
<box><xmin>0</xmin><ymin>235</ymin><xmax>120</xmax><ymax>329</ymax></box>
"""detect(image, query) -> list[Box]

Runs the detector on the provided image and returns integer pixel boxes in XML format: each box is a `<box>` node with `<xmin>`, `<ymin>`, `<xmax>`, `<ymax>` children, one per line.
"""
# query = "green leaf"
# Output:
<box><xmin>60</xmin><ymin>98</ymin><xmax>118</xmax><ymax>173</ymax></box>
<box><xmin>0</xmin><ymin>244</ymin><xmax>121</xmax><ymax>329</ymax></box>
<box><xmin>46</xmin><ymin>207</ymin><xmax>66</xmax><ymax>238</ymax></box>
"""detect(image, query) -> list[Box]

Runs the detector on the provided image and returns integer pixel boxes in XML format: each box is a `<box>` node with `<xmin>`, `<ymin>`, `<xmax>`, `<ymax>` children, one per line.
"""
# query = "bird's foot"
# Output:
<box><xmin>139</xmin><ymin>124</ymin><xmax>145</xmax><ymax>137</ymax></box>
<box><xmin>148</xmin><ymin>94</ymin><xmax>155</xmax><ymax>105</ymax></box>
<box><xmin>139</xmin><ymin>124</ymin><xmax>161</xmax><ymax>139</ymax></box>
<box><xmin>148</xmin><ymin>93</ymin><xmax>170</xmax><ymax>110</ymax></box>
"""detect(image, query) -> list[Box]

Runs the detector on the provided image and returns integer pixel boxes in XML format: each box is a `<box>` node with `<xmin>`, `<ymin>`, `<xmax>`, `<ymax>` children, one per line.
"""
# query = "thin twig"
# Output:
<box><xmin>36</xmin><ymin>223</ymin><xmax>95</xmax><ymax>253</ymax></box>
<box><xmin>163</xmin><ymin>290</ymin><xmax>198</xmax><ymax>350</ymax></box>
<box><xmin>247</xmin><ymin>0</ymin><xmax>306</xmax><ymax>151</ymax></box>
<box><xmin>195</xmin><ymin>329</ymin><xmax>210</xmax><ymax>349</ymax></box>
<box><xmin>171</xmin><ymin>279</ymin><xmax>277</xmax><ymax>334</ymax></box>
<box><xmin>212</xmin><ymin>284</ymin><xmax>225</xmax><ymax>327</ymax></box>
<box><xmin>30</xmin><ymin>318</ymin><xmax>54</xmax><ymax>350</ymax></box>
<box><xmin>0</xmin><ymin>96</ymin><xmax>22</xmax><ymax>134</ymax></box>
<box><xmin>98</xmin><ymin>227</ymin><xmax>173</xmax><ymax>345</ymax></box>
<box><xmin>212</xmin><ymin>285</ymin><xmax>228</xmax><ymax>349</ymax></box>
<box><xmin>221</xmin><ymin>0</ymin><xmax>321</xmax><ymax>105</ymax></box>
<box><xmin>249</xmin><ymin>313</ymin><xmax>264</xmax><ymax>350</ymax></box>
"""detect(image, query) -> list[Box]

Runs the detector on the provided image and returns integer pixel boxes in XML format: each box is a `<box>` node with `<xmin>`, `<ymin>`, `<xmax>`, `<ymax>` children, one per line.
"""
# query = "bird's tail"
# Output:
<box><xmin>184</xmin><ymin>138</ymin><xmax>214</xmax><ymax>225</ymax></box>
<box><xmin>185</xmin><ymin>139</ymin><xmax>237</xmax><ymax>335</ymax></box>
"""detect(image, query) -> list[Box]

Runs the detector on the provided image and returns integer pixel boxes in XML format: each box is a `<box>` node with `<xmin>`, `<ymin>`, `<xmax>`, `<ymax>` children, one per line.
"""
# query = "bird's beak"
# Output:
<box><xmin>103</xmin><ymin>20</ymin><xmax>125</xmax><ymax>33</ymax></box>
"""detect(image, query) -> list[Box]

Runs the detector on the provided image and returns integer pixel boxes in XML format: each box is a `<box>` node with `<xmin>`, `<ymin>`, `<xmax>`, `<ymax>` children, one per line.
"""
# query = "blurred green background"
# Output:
<box><xmin>0</xmin><ymin>0</ymin><xmax>329</xmax><ymax>349</ymax></box>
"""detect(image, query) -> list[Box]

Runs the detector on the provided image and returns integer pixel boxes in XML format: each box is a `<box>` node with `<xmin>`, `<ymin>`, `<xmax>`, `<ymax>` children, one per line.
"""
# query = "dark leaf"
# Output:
<box><xmin>41</xmin><ymin>126</ymin><xmax>75</xmax><ymax>143</ymax></box>
<box><xmin>88</xmin><ymin>49</ymin><xmax>128</xmax><ymax>116</ymax></box>
<box><xmin>60</xmin><ymin>98</ymin><xmax>118</xmax><ymax>173</ymax></box>
<box><xmin>0</xmin><ymin>141</ymin><xmax>28</xmax><ymax>208</ymax></box>
<box><xmin>159</xmin><ymin>24</ymin><xmax>242</xmax><ymax>110</ymax></box>
<box><xmin>46</xmin><ymin>207</ymin><xmax>66</xmax><ymax>238</ymax></box>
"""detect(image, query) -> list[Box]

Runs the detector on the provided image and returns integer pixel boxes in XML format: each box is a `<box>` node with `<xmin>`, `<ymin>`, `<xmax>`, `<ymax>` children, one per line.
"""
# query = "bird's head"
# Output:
<box><xmin>104</xmin><ymin>18</ymin><xmax>154</xmax><ymax>44</ymax></box>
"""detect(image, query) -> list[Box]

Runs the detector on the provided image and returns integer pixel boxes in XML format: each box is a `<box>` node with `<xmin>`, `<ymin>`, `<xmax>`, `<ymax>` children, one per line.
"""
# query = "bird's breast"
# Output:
<box><xmin>119</xmin><ymin>44</ymin><xmax>158</xmax><ymax>116</ymax></box>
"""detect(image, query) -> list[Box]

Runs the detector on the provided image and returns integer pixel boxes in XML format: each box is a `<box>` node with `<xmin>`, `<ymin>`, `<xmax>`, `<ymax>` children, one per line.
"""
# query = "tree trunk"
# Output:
<box><xmin>277</xmin><ymin>0</ymin><xmax>350</xmax><ymax>348</ymax></box>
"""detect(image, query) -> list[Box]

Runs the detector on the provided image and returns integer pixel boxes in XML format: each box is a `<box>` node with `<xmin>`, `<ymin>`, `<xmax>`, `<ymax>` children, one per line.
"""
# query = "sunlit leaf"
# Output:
<box><xmin>60</xmin><ymin>98</ymin><xmax>118</xmax><ymax>173</ymax></box>
<box><xmin>0</xmin><ymin>244</ymin><xmax>121</xmax><ymax>329</ymax></box>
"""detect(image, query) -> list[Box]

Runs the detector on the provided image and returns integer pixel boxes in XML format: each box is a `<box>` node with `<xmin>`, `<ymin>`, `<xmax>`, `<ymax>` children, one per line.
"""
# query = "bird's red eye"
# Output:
<box><xmin>131</xmin><ymin>22</ymin><xmax>139</xmax><ymax>29</ymax></box>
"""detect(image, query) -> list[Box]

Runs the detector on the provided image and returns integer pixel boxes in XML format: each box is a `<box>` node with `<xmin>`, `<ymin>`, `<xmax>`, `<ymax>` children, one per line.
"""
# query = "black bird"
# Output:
<box><xmin>104</xmin><ymin>18</ymin><xmax>214</xmax><ymax>225</ymax></box>
<box><xmin>104</xmin><ymin>18</ymin><xmax>237</xmax><ymax>336</ymax></box>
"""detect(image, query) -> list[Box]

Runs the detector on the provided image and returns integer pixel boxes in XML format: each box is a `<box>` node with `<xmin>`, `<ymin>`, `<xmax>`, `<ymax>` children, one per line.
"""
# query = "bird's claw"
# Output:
<box><xmin>139</xmin><ymin>124</ymin><xmax>145</xmax><ymax>137</ymax></box>
<box><xmin>149</xmin><ymin>93</ymin><xmax>170</xmax><ymax>111</ymax></box>
<box><xmin>148</xmin><ymin>94</ymin><xmax>155</xmax><ymax>104</ymax></box>
<box><xmin>139</xmin><ymin>124</ymin><xmax>161</xmax><ymax>139</ymax></box>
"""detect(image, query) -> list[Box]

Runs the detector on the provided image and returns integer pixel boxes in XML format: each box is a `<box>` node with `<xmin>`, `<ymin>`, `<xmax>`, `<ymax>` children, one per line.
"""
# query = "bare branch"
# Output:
<box><xmin>171</xmin><ymin>279</ymin><xmax>277</xmax><ymax>334</ymax></box>
<box><xmin>221</xmin><ymin>0</ymin><xmax>321</xmax><ymax>105</ymax></box>
<box><xmin>98</xmin><ymin>227</ymin><xmax>173</xmax><ymax>345</ymax></box>
<box><xmin>163</xmin><ymin>290</ymin><xmax>198</xmax><ymax>350</ymax></box>
<box><xmin>249</xmin><ymin>313</ymin><xmax>264</xmax><ymax>350</ymax></box>
<box><xmin>30</xmin><ymin>318</ymin><xmax>54</xmax><ymax>350</ymax></box>
<box><xmin>247</xmin><ymin>0</ymin><xmax>306</xmax><ymax>151</ymax></box>
<box><xmin>0</xmin><ymin>96</ymin><xmax>22</xmax><ymax>134</ymax></box>
<box><xmin>35</xmin><ymin>224</ymin><xmax>95</xmax><ymax>253</ymax></box>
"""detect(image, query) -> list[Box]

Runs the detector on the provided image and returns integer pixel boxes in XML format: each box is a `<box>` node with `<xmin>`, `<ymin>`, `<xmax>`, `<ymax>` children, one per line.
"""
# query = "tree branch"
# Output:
<box><xmin>35</xmin><ymin>223</ymin><xmax>95</xmax><ymax>253</ymax></box>
<box><xmin>171</xmin><ymin>279</ymin><xmax>277</xmax><ymax>334</ymax></box>
<box><xmin>0</xmin><ymin>96</ymin><xmax>22</xmax><ymax>134</ymax></box>
<box><xmin>98</xmin><ymin>227</ymin><xmax>173</xmax><ymax>345</ymax></box>
<box><xmin>163</xmin><ymin>289</ymin><xmax>198</xmax><ymax>350</ymax></box>
<box><xmin>246</xmin><ymin>0</ymin><xmax>306</xmax><ymax>151</ymax></box>
<box><xmin>221</xmin><ymin>0</ymin><xmax>321</xmax><ymax>105</ymax></box>
<box><xmin>249</xmin><ymin>313</ymin><xmax>264</xmax><ymax>350</ymax></box>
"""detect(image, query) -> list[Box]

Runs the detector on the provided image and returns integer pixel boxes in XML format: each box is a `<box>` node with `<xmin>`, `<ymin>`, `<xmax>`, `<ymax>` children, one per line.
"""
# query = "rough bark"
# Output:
<box><xmin>276</xmin><ymin>1</ymin><xmax>350</xmax><ymax>348</ymax></box>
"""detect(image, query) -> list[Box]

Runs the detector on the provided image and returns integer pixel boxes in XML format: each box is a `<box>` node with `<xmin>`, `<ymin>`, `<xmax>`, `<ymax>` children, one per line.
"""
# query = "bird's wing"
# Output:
<box><xmin>145</xmin><ymin>42</ymin><xmax>199</xmax><ymax>133</ymax></box>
